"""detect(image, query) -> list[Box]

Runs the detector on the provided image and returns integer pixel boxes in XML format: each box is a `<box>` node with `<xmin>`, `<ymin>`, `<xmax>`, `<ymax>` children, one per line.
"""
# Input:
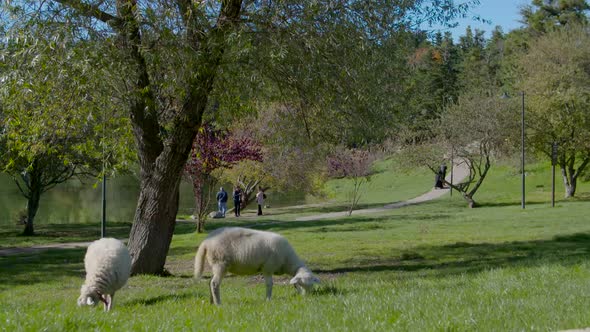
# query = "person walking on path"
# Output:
<box><xmin>216</xmin><ymin>187</ymin><xmax>228</xmax><ymax>217</ymax></box>
<box><xmin>232</xmin><ymin>186</ymin><xmax>242</xmax><ymax>217</ymax></box>
<box><xmin>440</xmin><ymin>164</ymin><xmax>447</xmax><ymax>184</ymax></box>
<box><xmin>256</xmin><ymin>187</ymin><xmax>266</xmax><ymax>216</ymax></box>
<box><xmin>434</xmin><ymin>164</ymin><xmax>447</xmax><ymax>189</ymax></box>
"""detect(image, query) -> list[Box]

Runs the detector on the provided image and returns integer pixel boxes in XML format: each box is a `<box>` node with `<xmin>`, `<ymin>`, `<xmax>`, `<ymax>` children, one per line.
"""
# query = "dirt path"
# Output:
<box><xmin>0</xmin><ymin>162</ymin><xmax>469</xmax><ymax>257</ymax></box>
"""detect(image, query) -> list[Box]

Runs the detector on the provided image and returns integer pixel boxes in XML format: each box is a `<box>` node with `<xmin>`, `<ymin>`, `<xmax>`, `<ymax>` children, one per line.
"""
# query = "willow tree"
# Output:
<box><xmin>0</xmin><ymin>25</ymin><xmax>132</xmax><ymax>235</ymax></box>
<box><xmin>5</xmin><ymin>0</ymin><xmax>476</xmax><ymax>275</ymax></box>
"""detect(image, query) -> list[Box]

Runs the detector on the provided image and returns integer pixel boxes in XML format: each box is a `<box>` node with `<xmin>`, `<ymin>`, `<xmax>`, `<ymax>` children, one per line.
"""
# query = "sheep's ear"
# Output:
<box><xmin>289</xmin><ymin>276</ymin><xmax>300</xmax><ymax>285</ymax></box>
<box><xmin>311</xmin><ymin>276</ymin><xmax>321</xmax><ymax>284</ymax></box>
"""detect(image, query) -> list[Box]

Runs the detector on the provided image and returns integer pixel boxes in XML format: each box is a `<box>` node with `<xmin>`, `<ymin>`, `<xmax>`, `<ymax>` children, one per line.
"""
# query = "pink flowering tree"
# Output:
<box><xmin>327</xmin><ymin>148</ymin><xmax>375</xmax><ymax>216</ymax></box>
<box><xmin>184</xmin><ymin>124</ymin><xmax>262</xmax><ymax>232</ymax></box>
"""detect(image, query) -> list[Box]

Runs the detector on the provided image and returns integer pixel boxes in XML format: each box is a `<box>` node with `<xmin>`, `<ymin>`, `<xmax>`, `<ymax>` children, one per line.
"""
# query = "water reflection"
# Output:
<box><xmin>0</xmin><ymin>174</ymin><xmax>196</xmax><ymax>225</ymax></box>
<box><xmin>0</xmin><ymin>174</ymin><xmax>306</xmax><ymax>225</ymax></box>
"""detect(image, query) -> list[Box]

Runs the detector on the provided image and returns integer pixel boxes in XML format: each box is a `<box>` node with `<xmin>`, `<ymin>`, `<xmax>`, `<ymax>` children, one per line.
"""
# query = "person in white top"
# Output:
<box><xmin>255</xmin><ymin>187</ymin><xmax>266</xmax><ymax>216</ymax></box>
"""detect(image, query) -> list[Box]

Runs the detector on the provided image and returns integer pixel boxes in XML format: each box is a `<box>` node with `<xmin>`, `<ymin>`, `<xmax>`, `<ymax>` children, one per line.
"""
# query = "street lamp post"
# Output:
<box><xmin>551</xmin><ymin>142</ymin><xmax>558</xmax><ymax>208</ymax></box>
<box><xmin>102</xmin><ymin>173</ymin><xmax>106</xmax><ymax>237</ymax></box>
<box><xmin>101</xmin><ymin>106</ymin><xmax>107</xmax><ymax>238</ymax></box>
<box><xmin>501</xmin><ymin>91</ymin><xmax>526</xmax><ymax>209</ymax></box>
<box><xmin>520</xmin><ymin>91</ymin><xmax>525</xmax><ymax>209</ymax></box>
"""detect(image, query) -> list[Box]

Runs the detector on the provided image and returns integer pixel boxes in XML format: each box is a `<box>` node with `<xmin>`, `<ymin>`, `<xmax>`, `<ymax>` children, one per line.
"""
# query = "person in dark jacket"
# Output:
<box><xmin>440</xmin><ymin>164</ymin><xmax>447</xmax><ymax>181</ymax></box>
<box><xmin>232</xmin><ymin>186</ymin><xmax>242</xmax><ymax>217</ymax></box>
<box><xmin>216</xmin><ymin>187</ymin><xmax>228</xmax><ymax>217</ymax></box>
<box><xmin>256</xmin><ymin>187</ymin><xmax>266</xmax><ymax>216</ymax></box>
<box><xmin>434</xmin><ymin>164</ymin><xmax>447</xmax><ymax>189</ymax></box>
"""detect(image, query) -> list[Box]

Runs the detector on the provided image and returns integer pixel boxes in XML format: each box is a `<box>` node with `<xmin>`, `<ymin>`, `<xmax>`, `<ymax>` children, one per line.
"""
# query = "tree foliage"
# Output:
<box><xmin>0</xmin><ymin>24</ymin><xmax>134</xmax><ymax>235</ymax></box>
<box><xmin>402</xmin><ymin>90</ymin><xmax>517</xmax><ymax>208</ymax></box>
<box><xmin>184</xmin><ymin>124</ymin><xmax>262</xmax><ymax>232</ymax></box>
<box><xmin>327</xmin><ymin>147</ymin><xmax>376</xmax><ymax>215</ymax></box>
<box><xmin>517</xmin><ymin>23</ymin><xmax>590</xmax><ymax>197</ymax></box>
<box><xmin>4</xmin><ymin>0</ymin><xmax>480</xmax><ymax>274</ymax></box>
<box><xmin>521</xmin><ymin>0</ymin><xmax>589</xmax><ymax>35</ymax></box>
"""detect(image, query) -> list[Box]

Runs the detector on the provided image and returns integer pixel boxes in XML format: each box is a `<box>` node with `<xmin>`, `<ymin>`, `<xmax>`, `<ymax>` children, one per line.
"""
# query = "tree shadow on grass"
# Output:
<box><xmin>5</xmin><ymin>230</ymin><xmax>590</xmax><ymax>291</ymax></box>
<box><xmin>0</xmin><ymin>223</ymin><xmax>132</xmax><ymax>249</ymax></box>
<box><xmin>0</xmin><ymin>248</ymin><xmax>86</xmax><ymax>291</ymax></box>
<box><xmin>125</xmin><ymin>292</ymin><xmax>199</xmax><ymax>306</ymax></box>
<box><xmin>168</xmin><ymin>245</ymin><xmax>198</xmax><ymax>257</ymax></box>
<box><xmin>477</xmin><ymin>196</ymin><xmax>590</xmax><ymax>208</ymax></box>
<box><xmin>244</xmin><ymin>212</ymin><xmax>450</xmax><ymax>233</ymax></box>
<box><xmin>315</xmin><ymin>232</ymin><xmax>590</xmax><ymax>278</ymax></box>
<box><xmin>173</xmin><ymin>222</ymin><xmax>198</xmax><ymax>235</ymax></box>
<box><xmin>313</xmin><ymin>285</ymin><xmax>345</xmax><ymax>296</ymax></box>
<box><xmin>477</xmin><ymin>200</ymin><xmax>558</xmax><ymax>208</ymax></box>
<box><xmin>277</xmin><ymin>202</ymin><xmax>391</xmax><ymax>215</ymax></box>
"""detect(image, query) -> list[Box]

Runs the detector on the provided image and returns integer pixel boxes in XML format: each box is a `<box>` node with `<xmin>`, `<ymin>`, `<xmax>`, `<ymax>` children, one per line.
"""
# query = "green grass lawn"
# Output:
<box><xmin>322</xmin><ymin>158</ymin><xmax>435</xmax><ymax>207</ymax></box>
<box><xmin>2</xmin><ymin>162</ymin><xmax>590</xmax><ymax>331</ymax></box>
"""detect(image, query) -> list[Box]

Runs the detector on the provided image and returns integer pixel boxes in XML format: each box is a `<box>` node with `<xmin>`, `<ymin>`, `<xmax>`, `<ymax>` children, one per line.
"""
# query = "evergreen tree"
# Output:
<box><xmin>521</xmin><ymin>0</ymin><xmax>589</xmax><ymax>35</ymax></box>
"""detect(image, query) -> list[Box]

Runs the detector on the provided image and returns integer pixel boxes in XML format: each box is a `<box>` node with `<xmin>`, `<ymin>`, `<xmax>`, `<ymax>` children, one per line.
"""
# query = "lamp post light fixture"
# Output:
<box><xmin>501</xmin><ymin>91</ymin><xmax>526</xmax><ymax>209</ymax></box>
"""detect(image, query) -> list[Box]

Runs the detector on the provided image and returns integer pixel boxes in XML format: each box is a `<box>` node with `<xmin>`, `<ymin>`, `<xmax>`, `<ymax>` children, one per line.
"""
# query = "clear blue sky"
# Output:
<box><xmin>431</xmin><ymin>0</ymin><xmax>530</xmax><ymax>39</ymax></box>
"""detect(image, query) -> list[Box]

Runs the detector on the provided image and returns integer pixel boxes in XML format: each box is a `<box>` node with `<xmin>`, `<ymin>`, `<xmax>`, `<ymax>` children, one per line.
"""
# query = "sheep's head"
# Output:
<box><xmin>290</xmin><ymin>268</ymin><xmax>320</xmax><ymax>295</ymax></box>
<box><xmin>77</xmin><ymin>285</ymin><xmax>100</xmax><ymax>307</ymax></box>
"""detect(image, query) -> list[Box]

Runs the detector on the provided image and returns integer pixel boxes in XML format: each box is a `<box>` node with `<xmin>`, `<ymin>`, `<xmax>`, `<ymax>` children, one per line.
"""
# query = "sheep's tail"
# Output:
<box><xmin>194</xmin><ymin>241</ymin><xmax>207</xmax><ymax>279</ymax></box>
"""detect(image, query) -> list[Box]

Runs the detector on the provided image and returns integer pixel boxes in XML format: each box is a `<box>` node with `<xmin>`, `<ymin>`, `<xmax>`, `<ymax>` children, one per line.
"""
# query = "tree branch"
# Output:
<box><xmin>116</xmin><ymin>0</ymin><xmax>163</xmax><ymax>167</ymax></box>
<box><xmin>13</xmin><ymin>176</ymin><xmax>31</xmax><ymax>199</ymax></box>
<box><xmin>53</xmin><ymin>0</ymin><xmax>123</xmax><ymax>29</ymax></box>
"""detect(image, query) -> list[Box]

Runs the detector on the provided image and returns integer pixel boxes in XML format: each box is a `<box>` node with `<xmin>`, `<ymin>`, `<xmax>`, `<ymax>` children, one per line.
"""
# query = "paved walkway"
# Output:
<box><xmin>0</xmin><ymin>162</ymin><xmax>469</xmax><ymax>257</ymax></box>
<box><xmin>296</xmin><ymin>161</ymin><xmax>469</xmax><ymax>221</ymax></box>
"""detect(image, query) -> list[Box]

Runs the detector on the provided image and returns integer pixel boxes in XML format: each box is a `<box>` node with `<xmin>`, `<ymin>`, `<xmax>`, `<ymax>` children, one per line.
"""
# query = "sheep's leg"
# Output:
<box><xmin>264</xmin><ymin>275</ymin><xmax>273</xmax><ymax>300</ymax></box>
<box><xmin>106</xmin><ymin>294</ymin><xmax>114</xmax><ymax>312</ymax></box>
<box><xmin>210</xmin><ymin>265</ymin><xmax>225</xmax><ymax>305</ymax></box>
<box><xmin>102</xmin><ymin>294</ymin><xmax>112</xmax><ymax>312</ymax></box>
<box><xmin>294</xmin><ymin>284</ymin><xmax>304</xmax><ymax>294</ymax></box>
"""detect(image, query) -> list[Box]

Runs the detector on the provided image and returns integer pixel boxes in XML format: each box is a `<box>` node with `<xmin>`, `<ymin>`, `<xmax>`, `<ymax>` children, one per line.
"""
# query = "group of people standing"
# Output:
<box><xmin>216</xmin><ymin>186</ymin><xmax>266</xmax><ymax>217</ymax></box>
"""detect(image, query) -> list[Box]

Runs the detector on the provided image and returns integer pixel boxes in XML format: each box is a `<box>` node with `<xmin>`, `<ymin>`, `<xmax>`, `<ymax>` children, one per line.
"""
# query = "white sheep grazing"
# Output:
<box><xmin>194</xmin><ymin>227</ymin><xmax>320</xmax><ymax>305</ymax></box>
<box><xmin>77</xmin><ymin>237</ymin><xmax>131</xmax><ymax>312</ymax></box>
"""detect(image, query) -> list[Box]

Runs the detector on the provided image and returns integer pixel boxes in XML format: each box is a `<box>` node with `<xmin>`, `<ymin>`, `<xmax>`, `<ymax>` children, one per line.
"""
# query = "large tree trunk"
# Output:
<box><xmin>20</xmin><ymin>159</ymin><xmax>43</xmax><ymax>236</ymax></box>
<box><xmin>23</xmin><ymin>188</ymin><xmax>41</xmax><ymax>236</ymax></box>
<box><xmin>127</xmin><ymin>121</ymin><xmax>198</xmax><ymax>274</ymax></box>
<box><xmin>560</xmin><ymin>156</ymin><xmax>590</xmax><ymax>198</ymax></box>
<box><xmin>561</xmin><ymin>166</ymin><xmax>577</xmax><ymax>198</ymax></box>
<box><xmin>127</xmin><ymin>172</ymin><xmax>181</xmax><ymax>275</ymax></box>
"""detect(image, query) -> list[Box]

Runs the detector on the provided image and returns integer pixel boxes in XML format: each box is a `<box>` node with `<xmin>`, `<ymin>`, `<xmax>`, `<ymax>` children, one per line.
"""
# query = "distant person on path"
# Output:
<box><xmin>232</xmin><ymin>186</ymin><xmax>242</xmax><ymax>217</ymax></box>
<box><xmin>256</xmin><ymin>187</ymin><xmax>266</xmax><ymax>216</ymax></box>
<box><xmin>216</xmin><ymin>187</ymin><xmax>228</xmax><ymax>217</ymax></box>
<box><xmin>440</xmin><ymin>164</ymin><xmax>447</xmax><ymax>182</ymax></box>
<box><xmin>434</xmin><ymin>164</ymin><xmax>448</xmax><ymax>189</ymax></box>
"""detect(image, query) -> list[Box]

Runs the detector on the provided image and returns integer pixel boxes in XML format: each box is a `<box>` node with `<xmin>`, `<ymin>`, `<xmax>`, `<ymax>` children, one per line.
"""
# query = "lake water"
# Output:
<box><xmin>0</xmin><ymin>174</ymin><xmax>200</xmax><ymax>226</ymax></box>
<box><xmin>0</xmin><ymin>174</ymin><xmax>306</xmax><ymax>226</ymax></box>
